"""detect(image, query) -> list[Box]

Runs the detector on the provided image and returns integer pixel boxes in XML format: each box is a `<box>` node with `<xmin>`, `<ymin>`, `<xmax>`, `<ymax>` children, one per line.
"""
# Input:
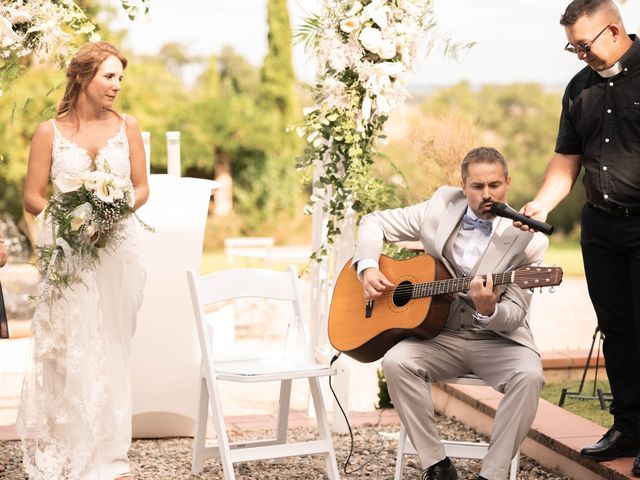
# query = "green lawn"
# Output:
<box><xmin>200</xmin><ymin>250</ymin><xmax>312</xmax><ymax>274</ymax></box>
<box><xmin>541</xmin><ymin>379</ymin><xmax>612</xmax><ymax>427</ymax></box>
<box><xmin>545</xmin><ymin>243</ymin><xmax>584</xmax><ymax>277</ymax></box>
<box><xmin>202</xmin><ymin>242</ymin><xmax>586</xmax><ymax>276</ymax></box>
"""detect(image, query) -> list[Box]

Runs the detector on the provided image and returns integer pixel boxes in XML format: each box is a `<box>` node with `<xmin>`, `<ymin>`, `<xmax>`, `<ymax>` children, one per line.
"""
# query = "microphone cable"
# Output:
<box><xmin>328</xmin><ymin>352</ymin><xmax>385</xmax><ymax>476</ymax></box>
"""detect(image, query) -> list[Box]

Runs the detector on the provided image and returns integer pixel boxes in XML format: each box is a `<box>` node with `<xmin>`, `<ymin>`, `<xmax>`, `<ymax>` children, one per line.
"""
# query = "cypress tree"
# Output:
<box><xmin>261</xmin><ymin>0</ymin><xmax>298</xmax><ymax>122</ymax></box>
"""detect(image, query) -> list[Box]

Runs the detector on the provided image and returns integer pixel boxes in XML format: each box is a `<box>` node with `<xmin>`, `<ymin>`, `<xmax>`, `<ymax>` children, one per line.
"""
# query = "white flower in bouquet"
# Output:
<box><xmin>340</xmin><ymin>17</ymin><xmax>360</xmax><ymax>34</ymax></box>
<box><xmin>394</xmin><ymin>21</ymin><xmax>407</xmax><ymax>35</ymax></box>
<box><xmin>69</xmin><ymin>203</ymin><xmax>92</xmax><ymax>232</ymax></box>
<box><xmin>85</xmin><ymin>223</ymin><xmax>97</xmax><ymax>238</ymax></box>
<box><xmin>54</xmin><ymin>172</ymin><xmax>84</xmax><ymax>193</ymax></box>
<box><xmin>345</xmin><ymin>1</ymin><xmax>363</xmax><ymax>17</ymax></box>
<box><xmin>358</xmin><ymin>26</ymin><xmax>382</xmax><ymax>54</ymax></box>
<box><xmin>376</xmin><ymin>95</ymin><xmax>391</xmax><ymax>114</ymax></box>
<box><xmin>9</xmin><ymin>8</ymin><xmax>33</xmax><ymax>25</ymax></box>
<box><xmin>377</xmin><ymin>60</ymin><xmax>405</xmax><ymax>78</ymax></box>
<box><xmin>397</xmin><ymin>0</ymin><xmax>419</xmax><ymax>15</ymax></box>
<box><xmin>88</xmin><ymin>172</ymin><xmax>130</xmax><ymax>204</ymax></box>
<box><xmin>361</xmin><ymin>95</ymin><xmax>372</xmax><ymax>121</ymax></box>
<box><xmin>378</xmin><ymin>39</ymin><xmax>397</xmax><ymax>60</ymax></box>
<box><xmin>363</xmin><ymin>0</ymin><xmax>390</xmax><ymax>29</ymax></box>
<box><xmin>0</xmin><ymin>16</ymin><xmax>20</xmax><ymax>43</ymax></box>
<box><xmin>95</xmin><ymin>178</ymin><xmax>115</xmax><ymax>203</ymax></box>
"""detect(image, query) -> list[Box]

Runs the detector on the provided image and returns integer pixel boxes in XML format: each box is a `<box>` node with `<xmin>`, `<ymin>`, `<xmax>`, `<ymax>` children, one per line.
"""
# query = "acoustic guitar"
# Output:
<box><xmin>328</xmin><ymin>254</ymin><xmax>563</xmax><ymax>363</ymax></box>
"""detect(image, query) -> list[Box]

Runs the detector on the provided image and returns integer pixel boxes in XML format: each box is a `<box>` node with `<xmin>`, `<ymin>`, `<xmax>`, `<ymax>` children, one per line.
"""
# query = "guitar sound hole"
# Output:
<box><xmin>393</xmin><ymin>281</ymin><xmax>414</xmax><ymax>307</ymax></box>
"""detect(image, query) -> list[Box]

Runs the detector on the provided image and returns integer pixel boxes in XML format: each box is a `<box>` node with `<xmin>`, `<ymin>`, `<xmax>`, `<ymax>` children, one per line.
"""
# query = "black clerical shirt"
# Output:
<box><xmin>555</xmin><ymin>35</ymin><xmax>640</xmax><ymax>208</ymax></box>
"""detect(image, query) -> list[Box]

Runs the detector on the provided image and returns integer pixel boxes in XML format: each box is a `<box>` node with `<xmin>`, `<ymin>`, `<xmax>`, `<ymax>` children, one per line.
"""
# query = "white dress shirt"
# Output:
<box><xmin>452</xmin><ymin>208</ymin><xmax>497</xmax><ymax>275</ymax></box>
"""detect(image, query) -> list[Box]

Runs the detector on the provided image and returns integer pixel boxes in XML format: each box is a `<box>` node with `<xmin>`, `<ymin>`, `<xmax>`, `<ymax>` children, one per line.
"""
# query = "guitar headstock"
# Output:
<box><xmin>513</xmin><ymin>265</ymin><xmax>563</xmax><ymax>289</ymax></box>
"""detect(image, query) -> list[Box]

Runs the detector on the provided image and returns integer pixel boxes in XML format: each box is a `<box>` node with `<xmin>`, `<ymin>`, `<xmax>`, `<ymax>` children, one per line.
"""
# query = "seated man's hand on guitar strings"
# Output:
<box><xmin>361</xmin><ymin>268</ymin><xmax>394</xmax><ymax>301</ymax></box>
<box><xmin>469</xmin><ymin>274</ymin><xmax>499</xmax><ymax>316</ymax></box>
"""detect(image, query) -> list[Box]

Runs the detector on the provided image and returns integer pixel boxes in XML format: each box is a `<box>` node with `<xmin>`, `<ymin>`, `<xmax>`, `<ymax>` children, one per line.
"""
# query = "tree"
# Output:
<box><xmin>415</xmin><ymin>82</ymin><xmax>584</xmax><ymax>233</ymax></box>
<box><xmin>218</xmin><ymin>46</ymin><xmax>260</xmax><ymax>96</ymax></box>
<box><xmin>115</xmin><ymin>52</ymin><xmax>190</xmax><ymax>172</ymax></box>
<box><xmin>0</xmin><ymin>66</ymin><xmax>63</xmax><ymax>218</ymax></box>
<box><xmin>261</xmin><ymin>0</ymin><xmax>298</xmax><ymax>122</ymax></box>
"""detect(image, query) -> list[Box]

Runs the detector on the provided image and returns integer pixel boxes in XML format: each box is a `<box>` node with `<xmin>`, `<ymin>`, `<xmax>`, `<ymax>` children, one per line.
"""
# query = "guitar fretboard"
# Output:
<box><xmin>412</xmin><ymin>272</ymin><xmax>515</xmax><ymax>298</ymax></box>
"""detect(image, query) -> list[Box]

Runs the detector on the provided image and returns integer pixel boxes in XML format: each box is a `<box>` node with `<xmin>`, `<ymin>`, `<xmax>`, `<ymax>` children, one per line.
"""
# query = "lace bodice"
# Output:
<box><xmin>50</xmin><ymin>115</ymin><xmax>131</xmax><ymax>182</ymax></box>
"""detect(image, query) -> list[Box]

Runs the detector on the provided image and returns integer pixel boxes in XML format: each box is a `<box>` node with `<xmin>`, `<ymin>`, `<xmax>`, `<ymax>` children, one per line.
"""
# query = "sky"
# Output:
<box><xmin>109</xmin><ymin>0</ymin><xmax>640</xmax><ymax>89</ymax></box>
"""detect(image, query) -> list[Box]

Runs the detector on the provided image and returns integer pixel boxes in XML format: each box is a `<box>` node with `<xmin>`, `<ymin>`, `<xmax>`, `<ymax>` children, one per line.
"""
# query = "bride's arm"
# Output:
<box><xmin>24</xmin><ymin>121</ymin><xmax>53</xmax><ymax>216</ymax></box>
<box><xmin>125</xmin><ymin>115</ymin><xmax>149</xmax><ymax>209</ymax></box>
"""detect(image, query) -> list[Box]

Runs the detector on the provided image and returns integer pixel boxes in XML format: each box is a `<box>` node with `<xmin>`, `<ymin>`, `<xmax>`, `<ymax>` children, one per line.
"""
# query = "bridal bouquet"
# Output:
<box><xmin>36</xmin><ymin>168</ymin><xmax>152</xmax><ymax>294</ymax></box>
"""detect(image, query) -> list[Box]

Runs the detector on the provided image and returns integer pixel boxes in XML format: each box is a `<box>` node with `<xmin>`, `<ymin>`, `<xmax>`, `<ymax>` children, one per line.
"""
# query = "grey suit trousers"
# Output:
<box><xmin>383</xmin><ymin>330</ymin><xmax>544</xmax><ymax>480</ymax></box>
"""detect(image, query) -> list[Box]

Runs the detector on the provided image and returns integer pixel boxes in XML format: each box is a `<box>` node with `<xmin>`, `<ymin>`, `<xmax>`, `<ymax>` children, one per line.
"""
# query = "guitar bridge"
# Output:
<box><xmin>365</xmin><ymin>300</ymin><xmax>374</xmax><ymax>318</ymax></box>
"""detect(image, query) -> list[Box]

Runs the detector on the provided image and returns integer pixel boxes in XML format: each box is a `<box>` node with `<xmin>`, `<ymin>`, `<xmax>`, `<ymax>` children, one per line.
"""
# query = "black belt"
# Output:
<box><xmin>587</xmin><ymin>201</ymin><xmax>640</xmax><ymax>218</ymax></box>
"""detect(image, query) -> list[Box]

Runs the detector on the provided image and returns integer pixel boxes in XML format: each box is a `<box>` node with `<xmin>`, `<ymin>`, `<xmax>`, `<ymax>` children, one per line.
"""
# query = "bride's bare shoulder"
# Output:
<box><xmin>32</xmin><ymin>120</ymin><xmax>54</xmax><ymax>144</ymax></box>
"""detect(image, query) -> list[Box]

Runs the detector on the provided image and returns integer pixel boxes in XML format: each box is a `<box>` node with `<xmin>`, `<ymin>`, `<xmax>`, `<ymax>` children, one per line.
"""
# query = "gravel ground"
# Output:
<box><xmin>0</xmin><ymin>413</ymin><xmax>567</xmax><ymax>479</ymax></box>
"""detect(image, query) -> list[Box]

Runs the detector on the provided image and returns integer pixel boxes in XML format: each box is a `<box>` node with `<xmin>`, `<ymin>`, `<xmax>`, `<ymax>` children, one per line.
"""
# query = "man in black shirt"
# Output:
<box><xmin>518</xmin><ymin>0</ymin><xmax>640</xmax><ymax>475</ymax></box>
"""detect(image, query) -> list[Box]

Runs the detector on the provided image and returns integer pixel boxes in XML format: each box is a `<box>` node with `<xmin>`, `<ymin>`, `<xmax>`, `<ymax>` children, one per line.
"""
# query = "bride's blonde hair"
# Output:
<box><xmin>57</xmin><ymin>41</ymin><xmax>128</xmax><ymax>117</ymax></box>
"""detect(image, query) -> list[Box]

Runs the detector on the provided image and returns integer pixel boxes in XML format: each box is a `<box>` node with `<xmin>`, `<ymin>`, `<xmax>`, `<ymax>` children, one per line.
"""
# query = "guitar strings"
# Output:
<box><xmin>366</xmin><ymin>271</ymin><xmax>551</xmax><ymax>300</ymax></box>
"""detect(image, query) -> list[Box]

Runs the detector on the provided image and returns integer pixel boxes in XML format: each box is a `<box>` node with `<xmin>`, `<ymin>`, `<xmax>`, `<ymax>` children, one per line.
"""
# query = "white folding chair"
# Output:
<box><xmin>394</xmin><ymin>374</ymin><xmax>520</xmax><ymax>480</ymax></box>
<box><xmin>186</xmin><ymin>266</ymin><xmax>340</xmax><ymax>480</ymax></box>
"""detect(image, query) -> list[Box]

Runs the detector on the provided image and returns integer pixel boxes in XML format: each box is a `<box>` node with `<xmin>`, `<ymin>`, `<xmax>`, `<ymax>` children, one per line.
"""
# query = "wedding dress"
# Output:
<box><xmin>17</xmin><ymin>115</ymin><xmax>146</xmax><ymax>479</ymax></box>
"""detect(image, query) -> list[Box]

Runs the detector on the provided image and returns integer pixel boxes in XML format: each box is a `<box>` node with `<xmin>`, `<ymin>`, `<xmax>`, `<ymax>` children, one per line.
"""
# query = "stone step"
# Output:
<box><xmin>434</xmin><ymin>382</ymin><xmax>632</xmax><ymax>480</ymax></box>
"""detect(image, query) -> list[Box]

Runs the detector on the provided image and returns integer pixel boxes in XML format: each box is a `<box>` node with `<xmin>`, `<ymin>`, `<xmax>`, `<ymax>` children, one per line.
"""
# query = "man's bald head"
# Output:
<box><xmin>560</xmin><ymin>0</ymin><xmax>622</xmax><ymax>26</ymax></box>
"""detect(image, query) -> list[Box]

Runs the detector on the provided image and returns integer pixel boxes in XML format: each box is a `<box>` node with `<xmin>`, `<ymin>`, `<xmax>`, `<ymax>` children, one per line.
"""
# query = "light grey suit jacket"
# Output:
<box><xmin>353</xmin><ymin>186</ymin><xmax>549</xmax><ymax>354</ymax></box>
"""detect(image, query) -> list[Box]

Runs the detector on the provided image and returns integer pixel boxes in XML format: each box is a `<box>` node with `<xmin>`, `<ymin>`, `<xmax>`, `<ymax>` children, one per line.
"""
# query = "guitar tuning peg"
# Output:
<box><xmin>539</xmin><ymin>287</ymin><xmax>543</xmax><ymax>293</ymax></box>
<box><xmin>527</xmin><ymin>288</ymin><xmax>534</xmax><ymax>295</ymax></box>
<box><xmin>549</xmin><ymin>286</ymin><xmax>556</xmax><ymax>293</ymax></box>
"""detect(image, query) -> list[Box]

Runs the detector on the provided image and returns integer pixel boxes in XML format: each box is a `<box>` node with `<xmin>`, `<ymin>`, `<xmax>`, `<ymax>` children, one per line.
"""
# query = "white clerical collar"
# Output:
<box><xmin>597</xmin><ymin>62</ymin><xmax>623</xmax><ymax>78</ymax></box>
<box><xmin>465</xmin><ymin>207</ymin><xmax>498</xmax><ymax>232</ymax></box>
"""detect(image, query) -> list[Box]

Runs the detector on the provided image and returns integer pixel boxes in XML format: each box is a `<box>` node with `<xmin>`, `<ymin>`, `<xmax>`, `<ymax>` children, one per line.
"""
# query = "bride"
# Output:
<box><xmin>18</xmin><ymin>41</ymin><xmax>148</xmax><ymax>480</ymax></box>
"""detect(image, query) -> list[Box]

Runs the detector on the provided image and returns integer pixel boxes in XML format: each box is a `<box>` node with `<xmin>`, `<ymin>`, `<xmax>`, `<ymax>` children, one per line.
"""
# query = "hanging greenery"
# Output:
<box><xmin>295</xmin><ymin>0</ymin><xmax>470</xmax><ymax>260</ymax></box>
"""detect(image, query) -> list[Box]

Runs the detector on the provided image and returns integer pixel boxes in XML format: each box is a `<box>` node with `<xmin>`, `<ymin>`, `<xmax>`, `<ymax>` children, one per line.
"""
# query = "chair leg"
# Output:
<box><xmin>207</xmin><ymin>374</ymin><xmax>236</xmax><ymax>480</ymax></box>
<box><xmin>509</xmin><ymin>448</ymin><xmax>520</xmax><ymax>480</ymax></box>
<box><xmin>309</xmin><ymin>377</ymin><xmax>340</xmax><ymax>480</ymax></box>
<box><xmin>394</xmin><ymin>423</ymin><xmax>408</xmax><ymax>480</ymax></box>
<box><xmin>270</xmin><ymin>379</ymin><xmax>293</xmax><ymax>465</ymax></box>
<box><xmin>275</xmin><ymin>379</ymin><xmax>292</xmax><ymax>444</ymax></box>
<box><xmin>192</xmin><ymin>377</ymin><xmax>209</xmax><ymax>473</ymax></box>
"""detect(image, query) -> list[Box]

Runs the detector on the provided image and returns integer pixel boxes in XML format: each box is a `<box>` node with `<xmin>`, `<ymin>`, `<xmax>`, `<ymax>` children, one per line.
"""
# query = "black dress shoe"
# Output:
<box><xmin>632</xmin><ymin>451</ymin><xmax>640</xmax><ymax>477</ymax></box>
<box><xmin>422</xmin><ymin>457</ymin><xmax>458</xmax><ymax>480</ymax></box>
<box><xmin>580</xmin><ymin>428</ymin><xmax>640</xmax><ymax>461</ymax></box>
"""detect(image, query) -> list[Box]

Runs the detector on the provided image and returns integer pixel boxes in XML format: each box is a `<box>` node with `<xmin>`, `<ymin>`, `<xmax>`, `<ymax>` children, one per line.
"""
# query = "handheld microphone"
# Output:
<box><xmin>490</xmin><ymin>202</ymin><xmax>555</xmax><ymax>236</ymax></box>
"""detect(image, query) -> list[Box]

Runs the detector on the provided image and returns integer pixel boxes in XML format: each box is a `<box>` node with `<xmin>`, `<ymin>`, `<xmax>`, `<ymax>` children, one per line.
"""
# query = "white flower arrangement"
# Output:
<box><xmin>295</xmin><ymin>0</ymin><xmax>433</xmax><ymax>257</ymax></box>
<box><xmin>36</xmin><ymin>165</ymin><xmax>152</xmax><ymax>296</ymax></box>
<box><xmin>0</xmin><ymin>0</ymin><xmax>98</xmax><ymax>63</ymax></box>
<box><xmin>0</xmin><ymin>0</ymin><xmax>150</xmax><ymax>88</ymax></box>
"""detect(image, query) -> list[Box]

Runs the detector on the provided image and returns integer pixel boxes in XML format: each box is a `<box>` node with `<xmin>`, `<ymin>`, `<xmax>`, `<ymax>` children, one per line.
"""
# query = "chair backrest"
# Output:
<box><xmin>187</xmin><ymin>266</ymin><xmax>313</xmax><ymax>369</ymax></box>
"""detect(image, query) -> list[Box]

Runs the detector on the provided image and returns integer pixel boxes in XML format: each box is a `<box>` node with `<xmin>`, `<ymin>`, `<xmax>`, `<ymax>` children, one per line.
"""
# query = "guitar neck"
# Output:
<box><xmin>412</xmin><ymin>272</ymin><xmax>515</xmax><ymax>298</ymax></box>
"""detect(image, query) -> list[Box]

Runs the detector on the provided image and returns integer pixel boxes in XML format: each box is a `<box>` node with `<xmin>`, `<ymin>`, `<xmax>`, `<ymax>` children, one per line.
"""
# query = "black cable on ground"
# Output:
<box><xmin>328</xmin><ymin>353</ymin><xmax>385</xmax><ymax>476</ymax></box>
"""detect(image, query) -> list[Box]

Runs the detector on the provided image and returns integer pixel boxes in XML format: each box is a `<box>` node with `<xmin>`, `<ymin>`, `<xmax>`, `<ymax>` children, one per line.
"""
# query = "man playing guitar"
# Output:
<box><xmin>354</xmin><ymin>147</ymin><xmax>549</xmax><ymax>480</ymax></box>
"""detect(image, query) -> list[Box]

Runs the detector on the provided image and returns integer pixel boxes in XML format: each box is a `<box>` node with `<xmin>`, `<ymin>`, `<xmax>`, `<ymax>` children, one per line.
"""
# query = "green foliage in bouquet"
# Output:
<box><xmin>36</xmin><ymin>170</ymin><xmax>152</xmax><ymax>296</ymax></box>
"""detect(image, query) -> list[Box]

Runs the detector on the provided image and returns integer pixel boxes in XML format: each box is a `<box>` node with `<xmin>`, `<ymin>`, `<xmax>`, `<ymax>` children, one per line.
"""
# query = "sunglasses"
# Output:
<box><xmin>564</xmin><ymin>25</ymin><xmax>610</xmax><ymax>54</ymax></box>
